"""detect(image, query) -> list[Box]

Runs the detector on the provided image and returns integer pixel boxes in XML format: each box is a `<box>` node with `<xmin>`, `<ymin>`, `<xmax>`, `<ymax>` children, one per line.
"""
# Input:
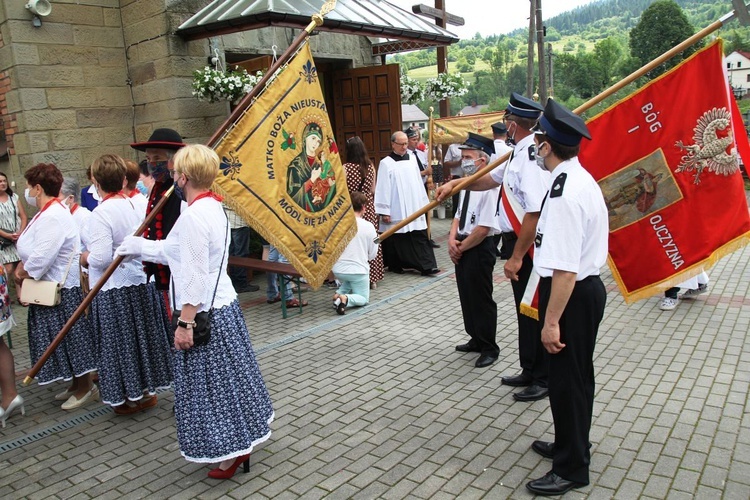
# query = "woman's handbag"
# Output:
<box><xmin>170</xmin><ymin>211</ymin><xmax>229</xmax><ymax>348</ymax></box>
<box><xmin>20</xmin><ymin>252</ymin><xmax>76</xmax><ymax>307</ymax></box>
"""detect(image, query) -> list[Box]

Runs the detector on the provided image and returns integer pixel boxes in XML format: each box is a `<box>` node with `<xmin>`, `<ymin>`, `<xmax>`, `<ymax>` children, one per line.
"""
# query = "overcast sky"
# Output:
<box><xmin>388</xmin><ymin>0</ymin><xmax>597</xmax><ymax>38</ymax></box>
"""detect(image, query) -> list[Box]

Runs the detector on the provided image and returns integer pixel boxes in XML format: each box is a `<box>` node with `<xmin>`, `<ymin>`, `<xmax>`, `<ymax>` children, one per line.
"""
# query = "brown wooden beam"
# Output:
<box><xmin>412</xmin><ymin>3</ymin><xmax>465</xmax><ymax>26</ymax></box>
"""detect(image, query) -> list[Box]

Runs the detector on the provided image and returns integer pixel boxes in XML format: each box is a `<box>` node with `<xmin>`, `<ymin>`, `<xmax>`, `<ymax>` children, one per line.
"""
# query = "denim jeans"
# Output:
<box><xmin>266</xmin><ymin>245</ymin><xmax>293</xmax><ymax>301</ymax></box>
<box><xmin>334</xmin><ymin>272</ymin><xmax>370</xmax><ymax>307</ymax></box>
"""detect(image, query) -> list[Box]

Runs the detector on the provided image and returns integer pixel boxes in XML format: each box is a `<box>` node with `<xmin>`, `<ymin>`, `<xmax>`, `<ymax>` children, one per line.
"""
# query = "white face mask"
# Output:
<box><xmin>24</xmin><ymin>187</ymin><xmax>37</xmax><ymax>207</ymax></box>
<box><xmin>535</xmin><ymin>142</ymin><xmax>549</xmax><ymax>171</ymax></box>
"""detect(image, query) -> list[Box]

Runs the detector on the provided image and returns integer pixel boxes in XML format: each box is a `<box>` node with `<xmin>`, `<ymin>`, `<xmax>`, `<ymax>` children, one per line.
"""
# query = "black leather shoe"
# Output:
<box><xmin>475</xmin><ymin>354</ymin><xmax>497</xmax><ymax>368</ymax></box>
<box><xmin>429</xmin><ymin>239</ymin><xmax>441</xmax><ymax>248</ymax></box>
<box><xmin>531</xmin><ymin>440</ymin><xmax>555</xmax><ymax>459</ymax></box>
<box><xmin>455</xmin><ymin>342</ymin><xmax>481</xmax><ymax>353</ymax></box>
<box><xmin>513</xmin><ymin>384</ymin><xmax>549</xmax><ymax>402</ymax></box>
<box><xmin>526</xmin><ymin>471</ymin><xmax>585</xmax><ymax>496</ymax></box>
<box><xmin>501</xmin><ymin>372</ymin><xmax>532</xmax><ymax>387</ymax></box>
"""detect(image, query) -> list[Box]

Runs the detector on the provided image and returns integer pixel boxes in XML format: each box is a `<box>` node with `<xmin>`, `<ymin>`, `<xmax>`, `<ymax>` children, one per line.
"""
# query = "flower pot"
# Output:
<box><xmin>436</xmin><ymin>206</ymin><xmax>446</xmax><ymax>219</ymax></box>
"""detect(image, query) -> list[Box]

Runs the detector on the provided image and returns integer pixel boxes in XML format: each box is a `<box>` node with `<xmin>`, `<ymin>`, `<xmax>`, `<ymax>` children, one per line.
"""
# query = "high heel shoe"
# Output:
<box><xmin>207</xmin><ymin>454</ymin><xmax>250</xmax><ymax>479</ymax></box>
<box><xmin>0</xmin><ymin>395</ymin><xmax>25</xmax><ymax>428</ymax></box>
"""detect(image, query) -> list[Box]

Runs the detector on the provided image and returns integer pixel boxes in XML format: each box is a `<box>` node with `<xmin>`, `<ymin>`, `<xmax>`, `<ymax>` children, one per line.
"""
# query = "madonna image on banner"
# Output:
<box><xmin>211</xmin><ymin>42</ymin><xmax>356</xmax><ymax>288</ymax></box>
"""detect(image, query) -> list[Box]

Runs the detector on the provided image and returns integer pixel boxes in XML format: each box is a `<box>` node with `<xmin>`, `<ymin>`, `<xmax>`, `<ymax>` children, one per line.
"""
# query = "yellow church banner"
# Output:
<box><xmin>431</xmin><ymin>111</ymin><xmax>506</xmax><ymax>145</ymax></box>
<box><xmin>212</xmin><ymin>41</ymin><xmax>356</xmax><ymax>289</ymax></box>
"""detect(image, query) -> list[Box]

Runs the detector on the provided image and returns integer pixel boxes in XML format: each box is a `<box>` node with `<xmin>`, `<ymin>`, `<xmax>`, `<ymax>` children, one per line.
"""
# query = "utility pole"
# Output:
<box><xmin>536</xmin><ymin>0</ymin><xmax>547</xmax><ymax>103</ymax></box>
<box><xmin>526</xmin><ymin>0</ymin><xmax>535</xmax><ymax>97</ymax></box>
<box><xmin>548</xmin><ymin>43</ymin><xmax>553</xmax><ymax>98</ymax></box>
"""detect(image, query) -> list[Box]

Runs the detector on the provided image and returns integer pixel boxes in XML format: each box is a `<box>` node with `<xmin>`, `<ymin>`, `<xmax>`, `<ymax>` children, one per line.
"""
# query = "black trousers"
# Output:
<box><xmin>538</xmin><ymin>275</ymin><xmax>606</xmax><ymax>485</ymax></box>
<box><xmin>506</xmin><ymin>241</ymin><xmax>548</xmax><ymax>386</ymax></box>
<box><xmin>455</xmin><ymin>237</ymin><xmax>498</xmax><ymax>355</ymax></box>
<box><xmin>382</xmin><ymin>229</ymin><xmax>437</xmax><ymax>273</ymax></box>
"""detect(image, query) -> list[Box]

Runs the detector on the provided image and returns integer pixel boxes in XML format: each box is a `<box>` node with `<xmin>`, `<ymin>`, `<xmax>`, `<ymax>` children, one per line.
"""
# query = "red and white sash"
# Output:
<box><xmin>500</xmin><ymin>177</ymin><xmax>540</xmax><ymax>320</ymax></box>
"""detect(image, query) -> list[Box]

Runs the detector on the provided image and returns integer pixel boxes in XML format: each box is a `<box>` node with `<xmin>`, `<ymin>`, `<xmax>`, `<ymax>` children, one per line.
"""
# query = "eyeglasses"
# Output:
<box><xmin>393</xmin><ymin>142</ymin><xmax>408</xmax><ymax>146</ymax></box>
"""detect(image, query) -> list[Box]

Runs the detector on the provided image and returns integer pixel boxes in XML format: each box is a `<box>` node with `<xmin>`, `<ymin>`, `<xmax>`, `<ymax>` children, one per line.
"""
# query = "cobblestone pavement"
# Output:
<box><xmin>0</xmin><ymin>216</ymin><xmax>748</xmax><ymax>499</ymax></box>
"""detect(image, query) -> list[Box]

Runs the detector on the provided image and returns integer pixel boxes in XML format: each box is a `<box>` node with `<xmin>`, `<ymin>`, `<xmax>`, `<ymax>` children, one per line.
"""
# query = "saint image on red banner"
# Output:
<box><xmin>579</xmin><ymin>40</ymin><xmax>750</xmax><ymax>302</ymax></box>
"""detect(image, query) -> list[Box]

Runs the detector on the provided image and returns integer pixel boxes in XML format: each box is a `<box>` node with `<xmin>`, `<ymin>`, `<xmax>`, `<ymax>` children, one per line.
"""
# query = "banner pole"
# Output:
<box><xmin>376</xmin><ymin>7</ymin><xmax>740</xmax><ymax>244</ymax></box>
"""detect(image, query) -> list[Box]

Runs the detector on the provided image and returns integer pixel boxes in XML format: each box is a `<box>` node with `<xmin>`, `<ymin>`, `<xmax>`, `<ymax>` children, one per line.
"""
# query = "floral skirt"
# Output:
<box><xmin>173</xmin><ymin>300</ymin><xmax>274</xmax><ymax>463</ymax></box>
<box><xmin>28</xmin><ymin>287</ymin><xmax>97</xmax><ymax>385</ymax></box>
<box><xmin>92</xmin><ymin>283</ymin><xmax>173</xmax><ymax>406</ymax></box>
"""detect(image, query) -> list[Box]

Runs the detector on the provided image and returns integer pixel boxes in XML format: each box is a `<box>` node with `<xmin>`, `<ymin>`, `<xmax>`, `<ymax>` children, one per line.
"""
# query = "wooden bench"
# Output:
<box><xmin>228</xmin><ymin>256</ymin><xmax>305</xmax><ymax>319</ymax></box>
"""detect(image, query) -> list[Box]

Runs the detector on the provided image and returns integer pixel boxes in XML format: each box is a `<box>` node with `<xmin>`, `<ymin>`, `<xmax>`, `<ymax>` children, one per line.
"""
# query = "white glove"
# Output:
<box><xmin>115</xmin><ymin>235</ymin><xmax>144</xmax><ymax>262</ymax></box>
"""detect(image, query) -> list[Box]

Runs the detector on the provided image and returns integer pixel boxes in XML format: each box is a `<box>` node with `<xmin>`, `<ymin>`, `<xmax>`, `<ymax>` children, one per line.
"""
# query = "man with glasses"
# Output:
<box><xmin>437</xmin><ymin>93</ymin><xmax>551</xmax><ymax>402</ymax></box>
<box><xmin>375</xmin><ymin>131</ymin><xmax>439</xmax><ymax>276</ymax></box>
<box><xmin>130</xmin><ymin>128</ymin><xmax>186</xmax><ymax>306</ymax></box>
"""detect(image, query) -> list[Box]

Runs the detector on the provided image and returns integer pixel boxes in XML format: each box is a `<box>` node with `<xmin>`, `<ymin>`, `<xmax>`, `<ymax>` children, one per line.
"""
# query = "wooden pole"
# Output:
<box><xmin>375</xmin><ymin>13</ymin><xmax>735</xmax><ymax>244</ymax></box>
<box><xmin>23</xmin><ymin>186</ymin><xmax>175</xmax><ymax>385</ymax></box>
<box><xmin>526</xmin><ymin>0</ymin><xmax>536</xmax><ymax>97</ymax></box>
<box><xmin>536</xmin><ymin>0</ymin><xmax>547</xmax><ymax>103</ymax></box>
<box><xmin>435</xmin><ymin>0</ymin><xmax>450</xmax><ymax>117</ymax></box>
<box><xmin>207</xmin><ymin>15</ymin><xmax>325</xmax><ymax>148</ymax></box>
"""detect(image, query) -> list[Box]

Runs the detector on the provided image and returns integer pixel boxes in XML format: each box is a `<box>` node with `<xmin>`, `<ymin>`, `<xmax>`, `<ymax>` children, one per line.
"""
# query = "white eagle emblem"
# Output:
<box><xmin>674</xmin><ymin>107</ymin><xmax>739</xmax><ymax>184</ymax></box>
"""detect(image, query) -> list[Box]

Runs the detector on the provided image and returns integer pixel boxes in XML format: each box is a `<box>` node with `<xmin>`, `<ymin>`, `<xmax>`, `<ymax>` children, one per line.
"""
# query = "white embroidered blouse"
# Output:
<box><xmin>17</xmin><ymin>201</ymin><xmax>80</xmax><ymax>289</ymax></box>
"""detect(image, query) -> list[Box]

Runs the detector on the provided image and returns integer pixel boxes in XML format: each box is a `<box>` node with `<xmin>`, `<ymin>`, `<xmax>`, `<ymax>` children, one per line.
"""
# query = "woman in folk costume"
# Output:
<box><xmin>80</xmin><ymin>154</ymin><xmax>172</xmax><ymax>415</ymax></box>
<box><xmin>15</xmin><ymin>163</ymin><xmax>98</xmax><ymax>410</ymax></box>
<box><xmin>343</xmin><ymin>136</ymin><xmax>384</xmax><ymax>288</ymax></box>
<box><xmin>116</xmin><ymin>145</ymin><xmax>274</xmax><ymax>479</ymax></box>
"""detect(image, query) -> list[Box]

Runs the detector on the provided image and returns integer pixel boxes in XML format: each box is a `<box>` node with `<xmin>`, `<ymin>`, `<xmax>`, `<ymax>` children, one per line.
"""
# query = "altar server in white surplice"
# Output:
<box><xmin>374</xmin><ymin>131</ymin><xmax>439</xmax><ymax>276</ymax></box>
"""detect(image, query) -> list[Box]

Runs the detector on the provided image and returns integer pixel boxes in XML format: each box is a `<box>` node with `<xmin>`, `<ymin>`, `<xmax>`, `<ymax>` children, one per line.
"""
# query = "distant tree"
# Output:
<box><xmin>593</xmin><ymin>37</ymin><xmax>622</xmax><ymax>86</ymax></box>
<box><xmin>725</xmin><ymin>29</ymin><xmax>750</xmax><ymax>55</ymax></box>
<box><xmin>629</xmin><ymin>0</ymin><xmax>701</xmax><ymax>79</ymax></box>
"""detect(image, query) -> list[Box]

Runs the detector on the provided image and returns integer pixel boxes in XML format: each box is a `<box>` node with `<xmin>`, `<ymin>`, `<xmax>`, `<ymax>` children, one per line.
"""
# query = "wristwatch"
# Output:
<box><xmin>176</xmin><ymin>317</ymin><xmax>196</xmax><ymax>329</ymax></box>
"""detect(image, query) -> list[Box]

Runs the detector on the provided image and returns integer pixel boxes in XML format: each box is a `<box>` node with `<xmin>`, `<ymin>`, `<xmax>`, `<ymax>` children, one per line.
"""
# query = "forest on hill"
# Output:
<box><xmin>390</xmin><ymin>0</ymin><xmax>750</xmax><ymax>116</ymax></box>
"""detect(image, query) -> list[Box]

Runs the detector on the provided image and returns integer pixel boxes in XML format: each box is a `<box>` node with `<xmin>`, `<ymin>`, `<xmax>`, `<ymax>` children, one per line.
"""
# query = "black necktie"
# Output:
<box><xmin>413</xmin><ymin>151</ymin><xmax>425</xmax><ymax>171</ymax></box>
<box><xmin>459</xmin><ymin>190</ymin><xmax>471</xmax><ymax>232</ymax></box>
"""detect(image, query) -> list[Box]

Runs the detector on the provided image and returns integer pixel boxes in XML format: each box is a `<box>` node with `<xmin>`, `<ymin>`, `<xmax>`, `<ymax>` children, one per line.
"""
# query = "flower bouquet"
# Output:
<box><xmin>192</xmin><ymin>66</ymin><xmax>264</xmax><ymax>104</ymax></box>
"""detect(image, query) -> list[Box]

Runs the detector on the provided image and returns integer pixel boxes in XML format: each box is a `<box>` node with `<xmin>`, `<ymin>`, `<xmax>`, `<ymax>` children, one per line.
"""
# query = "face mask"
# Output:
<box><xmin>507</xmin><ymin>122</ymin><xmax>517</xmax><ymax>146</ymax></box>
<box><xmin>148</xmin><ymin>161</ymin><xmax>170</xmax><ymax>183</ymax></box>
<box><xmin>461</xmin><ymin>158</ymin><xmax>478</xmax><ymax>175</ymax></box>
<box><xmin>24</xmin><ymin>187</ymin><xmax>37</xmax><ymax>207</ymax></box>
<box><xmin>173</xmin><ymin>178</ymin><xmax>186</xmax><ymax>202</ymax></box>
<box><xmin>136</xmin><ymin>180</ymin><xmax>148</xmax><ymax>196</ymax></box>
<box><xmin>535</xmin><ymin>142</ymin><xmax>548</xmax><ymax>171</ymax></box>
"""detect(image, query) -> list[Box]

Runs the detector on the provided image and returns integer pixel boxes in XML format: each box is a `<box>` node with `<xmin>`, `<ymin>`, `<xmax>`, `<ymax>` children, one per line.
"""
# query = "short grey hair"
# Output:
<box><xmin>61</xmin><ymin>176</ymin><xmax>81</xmax><ymax>203</ymax></box>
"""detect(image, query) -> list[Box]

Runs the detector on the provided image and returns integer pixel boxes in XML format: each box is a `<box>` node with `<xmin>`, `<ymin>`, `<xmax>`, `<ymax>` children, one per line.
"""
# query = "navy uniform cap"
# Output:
<box><xmin>505</xmin><ymin>92</ymin><xmax>544</xmax><ymax>119</ymax></box>
<box><xmin>459</xmin><ymin>132</ymin><xmax>494</xmax><ymax>157</ymax></box>
<box><xmin>491</xmin><ymin>121</ymin><xmax>507</xmax><ymax>134</ymax></box>
<box><xmin>404</xmin><ymin>128</ymin><xmax>419</xmax><ymax>139</ymax></box>
<box><xmin>538</xmin><ymin>99</ymin><xmax>591</xmax><ymax>146</ymax></box>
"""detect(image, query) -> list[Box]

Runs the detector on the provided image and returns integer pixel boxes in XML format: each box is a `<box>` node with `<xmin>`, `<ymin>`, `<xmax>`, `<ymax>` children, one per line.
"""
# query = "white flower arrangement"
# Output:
<box><xmin>192</xmin><ymin>66</ymin><xmax>264</xmax><ymax>104</ymax></box>
<box><xmin>425</xmin><ymin>72</ymin><xmax>469</xmax><ymax>101</ymax></box>
<box><xmin>400</xmin><ymin>74</ymin><xmax>425</xmax><ymax>104</ymax></box>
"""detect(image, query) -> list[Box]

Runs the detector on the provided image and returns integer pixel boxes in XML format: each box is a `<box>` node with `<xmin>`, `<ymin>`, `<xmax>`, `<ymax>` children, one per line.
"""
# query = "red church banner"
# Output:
<box><xmin>579</xmin><ymin>40</ymin><xmax>750</xmax><ymax>302</ymax></box>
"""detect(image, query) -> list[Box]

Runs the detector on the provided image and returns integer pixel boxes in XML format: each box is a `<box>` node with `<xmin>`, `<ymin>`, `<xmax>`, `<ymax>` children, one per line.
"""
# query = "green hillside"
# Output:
<box><xmin>392</xmin><ymin>0</ymin><xmax>750</xmax><ymax>115</ymax></box>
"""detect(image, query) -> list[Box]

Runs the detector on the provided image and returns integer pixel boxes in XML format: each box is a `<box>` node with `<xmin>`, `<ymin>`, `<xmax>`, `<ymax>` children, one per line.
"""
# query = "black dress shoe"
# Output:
<box><xmin>531</xmin><ymin>440</ymin><xmax>555</xmax><ymax>459</ymax></box>
<box><xmin>526</xmin><ymin>471</ymin><xmax>585</xmax><ymax>496</ymax></box>
<box><xmin>429</xmin><ymin>239</ymin><xmax>441</xmax><ymax>248</ymax></box>
<box><xmin>420</xmin><ymin>268</ymin><xmax>441</xmax><ymax>276</ymax></box>
<box><xmin>455</xmin><ymin>342</ymin><xmax>481</xmax><ymax>353</ymax></box>
<box><xmin>501</xmin><ymin>372</ymin><xmax>533</xmax><ymax>387</ymax></box>
<box><xmin>513</xmin><ymin>384</ymin><xmax>549</xmax><ymax>402</ymax></box>
<box><xmin>475</xmin><ymin>354</ymin><xmax>497</xmax><ymax>368</ymax></box>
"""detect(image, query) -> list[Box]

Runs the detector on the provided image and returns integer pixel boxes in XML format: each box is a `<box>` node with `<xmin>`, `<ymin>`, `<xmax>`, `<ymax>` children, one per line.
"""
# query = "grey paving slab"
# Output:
<box><xmin>1</xmin><ymin>216</ymin><xmax>749</xmax><ymax>499</ymax></box>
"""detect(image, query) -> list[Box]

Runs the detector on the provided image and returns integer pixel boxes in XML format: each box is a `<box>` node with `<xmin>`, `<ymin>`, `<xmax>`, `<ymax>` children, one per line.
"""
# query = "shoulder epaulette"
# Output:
<box><xmin>550</xmin><ymin>172</ymin><xmax>567</xmax><ymax>198</ymax></box>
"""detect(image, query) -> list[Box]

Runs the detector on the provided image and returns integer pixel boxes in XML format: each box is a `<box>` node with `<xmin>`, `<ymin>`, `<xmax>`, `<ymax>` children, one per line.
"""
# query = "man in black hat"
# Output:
<box><xmin>525</xmin><ymin>99</ymin><xmax>608</xmax><ymax>496</ymax></box>
<box><xmin>490</xmin><ymin>121</ymin><xmax>512</xmax><ymax>164</ymax></box>
<box><xmin>437</xmin><ymin>92</ymin><xmax>551</xmax><ymax>403</ymax></box>
<box><xmin>449</xmin><ymin>133</ymin><xmax>502</xmax><ymax>368</ymax></box>
<box><xmin>130</xmin><ymin>128</ymin><xmax>186</xmax><ymax>308</ymax></box>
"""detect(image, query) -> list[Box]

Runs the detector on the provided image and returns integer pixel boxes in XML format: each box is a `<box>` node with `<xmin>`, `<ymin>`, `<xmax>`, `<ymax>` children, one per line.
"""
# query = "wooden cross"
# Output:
<box><xmin>412</xmin><ymin>1</ymin><xmax>465</xmax><ymax>117</ymax></box>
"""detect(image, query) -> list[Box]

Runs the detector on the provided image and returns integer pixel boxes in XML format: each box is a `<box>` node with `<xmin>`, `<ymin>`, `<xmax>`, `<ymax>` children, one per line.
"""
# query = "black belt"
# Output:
<box><xmin>539</xmin><ymin>275</ymin><xmax>600</xmax><ymax>284</ymax></box>
<box><xmin>456</xmin><ymin>233</ymin><xmax>469</xmax><ymax>242</ymax></box>
<box><xmin>501</xmin><ymin>231</ymin><xmax>517</xmax><ymax>244</ymax></box>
